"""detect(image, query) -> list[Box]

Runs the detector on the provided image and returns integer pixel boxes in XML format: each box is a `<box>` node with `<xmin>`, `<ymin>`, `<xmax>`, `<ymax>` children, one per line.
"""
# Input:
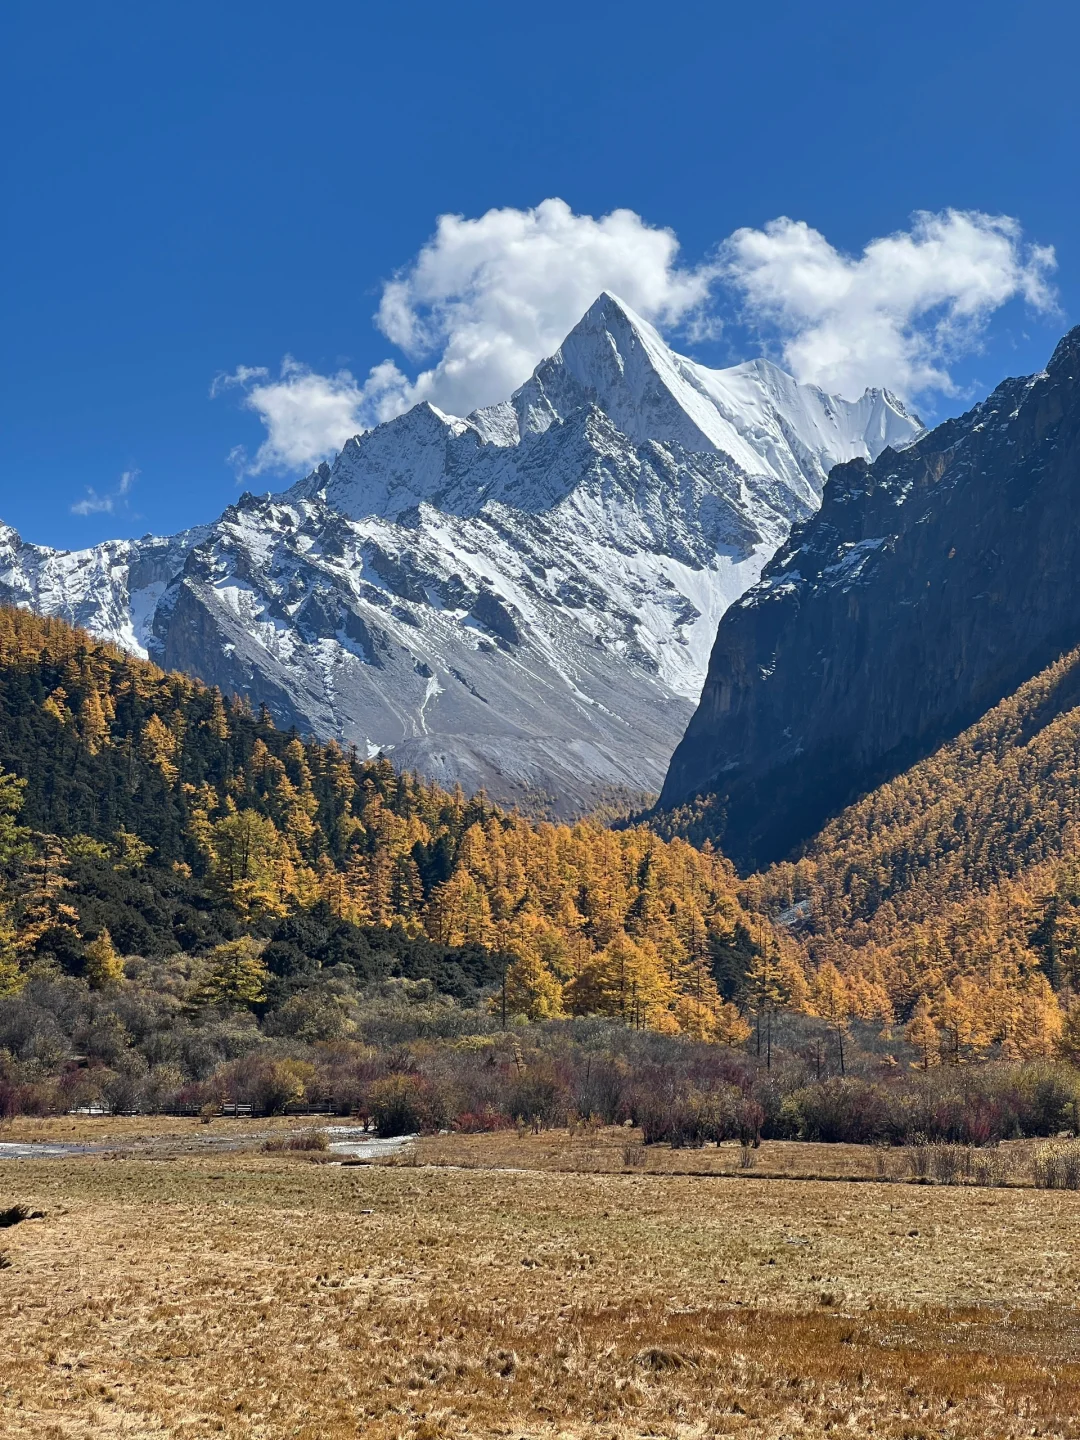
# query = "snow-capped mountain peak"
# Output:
<box><xmin>304</xmin><ymin>291</ymin><xmax>921</xmax><ymax>534</ymax></box>
<box><xmin>514</xmin><ymin>291</ymin><xmax>741</xmax><ymax>456</ymax></box>
<box><xmin>0</xmin><ymin>295</ymin><xmax>923</xmax><ymax>814</ymax></box>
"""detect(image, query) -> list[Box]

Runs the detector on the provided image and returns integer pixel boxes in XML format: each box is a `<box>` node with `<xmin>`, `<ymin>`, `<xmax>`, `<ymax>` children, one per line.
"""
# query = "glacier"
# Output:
<box><xmin>0</xmin><ymin>293</ymin><xmax>921</xmax><ymax>814</ymax></box>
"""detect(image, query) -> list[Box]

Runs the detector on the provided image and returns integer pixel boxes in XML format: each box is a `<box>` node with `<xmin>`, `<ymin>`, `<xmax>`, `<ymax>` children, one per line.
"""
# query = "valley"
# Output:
<box><xmin>7</xmin><ymin>9</ymin><xmax>1076</xmax><ymax>1440</ymax></box>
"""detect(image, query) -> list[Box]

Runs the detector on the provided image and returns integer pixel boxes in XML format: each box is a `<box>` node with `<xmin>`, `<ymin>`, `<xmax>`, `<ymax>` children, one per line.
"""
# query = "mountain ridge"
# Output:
<box><xmin>0</xmin><ymin>294</ymin><xmax>921</xmax><ymax>813</ymax></box>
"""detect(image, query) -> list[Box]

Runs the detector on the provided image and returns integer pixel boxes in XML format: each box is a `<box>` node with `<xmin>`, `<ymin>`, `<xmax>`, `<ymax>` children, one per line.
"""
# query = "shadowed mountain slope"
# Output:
<box><xmin>660</xmin><ymin>328</ymin><xmax>1080</xmax><ymax>868</ymax></box>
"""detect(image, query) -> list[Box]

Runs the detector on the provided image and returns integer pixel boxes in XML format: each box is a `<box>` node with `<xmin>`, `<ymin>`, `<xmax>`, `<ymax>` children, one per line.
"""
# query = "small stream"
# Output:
<box><xmin>0</xmin><ymin>1140</ymin><xmax>99</xmax><ymax>1161</ymax></box>
<box><xmin>0</xmin><ymin>1128</ymin><xmax>417</xmax><ymax>1162</ymax></box>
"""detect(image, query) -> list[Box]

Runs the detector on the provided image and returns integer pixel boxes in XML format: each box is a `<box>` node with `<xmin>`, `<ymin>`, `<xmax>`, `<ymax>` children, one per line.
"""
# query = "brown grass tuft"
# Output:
<box><xmin>261</xmin><ymin>1129</ymin><xmax>329</xmax><ymax>1153</ymax></box>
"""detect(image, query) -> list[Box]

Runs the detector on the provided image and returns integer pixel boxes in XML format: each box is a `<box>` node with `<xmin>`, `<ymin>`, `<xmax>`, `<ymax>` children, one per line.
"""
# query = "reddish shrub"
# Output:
<box><xmin>452</xmin><ymin>1106</ymin><xmax>513</xmax><ymax>1134</ymax></box>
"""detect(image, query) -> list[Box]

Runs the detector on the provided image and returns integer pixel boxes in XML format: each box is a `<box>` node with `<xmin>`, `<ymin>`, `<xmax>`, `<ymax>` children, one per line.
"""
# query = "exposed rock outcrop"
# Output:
<box><xmin>660</xmin><ymin>328</ymin><xmax>1080</xmax><ymax>868</ymax></box>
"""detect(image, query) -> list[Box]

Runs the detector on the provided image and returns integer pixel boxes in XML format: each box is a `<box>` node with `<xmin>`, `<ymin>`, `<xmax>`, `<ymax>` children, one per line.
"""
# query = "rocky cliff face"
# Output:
<box><xmin>659</xmin><ymin>327</ymin><xmax>1080</xmax><ymax>868</ymax></box>
<box><xmin>0</xmin><ymin>294</ymin><xmax>919</xmax><ymax>815</ymax></box>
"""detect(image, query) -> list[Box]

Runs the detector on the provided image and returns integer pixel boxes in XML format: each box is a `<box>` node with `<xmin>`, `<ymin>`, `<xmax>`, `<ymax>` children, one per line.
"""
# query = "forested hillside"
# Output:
<box><xmin>756</xmin><ymin>643</ymin><xmax>1080</xmax><ymax>1059</ymax></box>
<box><xmin>2</xmin><ymin>601</ymin><xmax>1079</xmax><ymax>1103</ymax></box>
<box><xmin>0</xmin><ymin>606</ymin><xmax>753</xmax><ymax>1039</ymax></box>
<box><xmin>5</xmin><ymin>605</ymin><xmax>1080</xmax><ymax>1133</ymax></box>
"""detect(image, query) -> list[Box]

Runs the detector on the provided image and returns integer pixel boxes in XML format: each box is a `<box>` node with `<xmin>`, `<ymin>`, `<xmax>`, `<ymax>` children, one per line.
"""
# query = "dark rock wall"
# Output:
<box><xmin>659</xmin><ymin>329</ymin><xmax>1080</xmax><ymax>870</ymax></box>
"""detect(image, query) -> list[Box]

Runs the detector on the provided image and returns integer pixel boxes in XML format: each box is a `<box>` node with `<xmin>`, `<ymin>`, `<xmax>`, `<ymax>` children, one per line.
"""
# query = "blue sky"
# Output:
<box><xmin>3</xmin><ymin>0</ymin><xmax>1078</xmax><ymax>549</ymax></box>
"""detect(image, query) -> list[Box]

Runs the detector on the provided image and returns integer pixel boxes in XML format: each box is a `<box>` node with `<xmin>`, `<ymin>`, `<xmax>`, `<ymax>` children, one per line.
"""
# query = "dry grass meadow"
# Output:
<box><xmin>2</xmin><ymin>1120</ymin><xmax>1080</xmax><ymax>1438</ymax></box>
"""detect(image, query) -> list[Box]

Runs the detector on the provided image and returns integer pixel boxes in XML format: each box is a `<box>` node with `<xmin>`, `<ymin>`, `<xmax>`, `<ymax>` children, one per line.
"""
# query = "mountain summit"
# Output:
<box><xmin>0</xmin><ymin>297</ymin><xmax>920</xmax><ymax>813</ymax></box>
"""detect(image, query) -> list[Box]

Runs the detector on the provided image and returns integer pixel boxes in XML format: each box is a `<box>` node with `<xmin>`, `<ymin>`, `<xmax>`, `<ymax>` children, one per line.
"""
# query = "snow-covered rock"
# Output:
<box><xmin>0</xmin><ymin>294</ymin><xmax>921</xmax><ymax>814</ymax></box>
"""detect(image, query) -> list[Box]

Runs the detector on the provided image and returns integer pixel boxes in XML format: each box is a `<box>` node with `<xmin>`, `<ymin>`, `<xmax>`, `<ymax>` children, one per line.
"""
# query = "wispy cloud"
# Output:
<box><xmin>217</xmin><ymin>201</ymin><xmax>1058</xmax><ymax>476</ymax></box>
<box><xmin>71</xmin><ymin>468</ymin><xmax>139</xmax><ymax>516</ymax></box>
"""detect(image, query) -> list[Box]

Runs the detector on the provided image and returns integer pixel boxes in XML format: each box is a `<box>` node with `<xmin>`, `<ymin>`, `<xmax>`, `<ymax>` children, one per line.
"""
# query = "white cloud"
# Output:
<box><xmin>219</xmin><ymin>201</ymin><xmax>1057</xmax><ymax>476</ymax></box>
<box><xmin>216</xmin><ymin>358</ymin><xmax>370</xmax><ymax>477</ymax></box>
<box><xmin>369</xmin><ymin>197</ymin><xmax>717</xmax><ymax>420</ymax></box>
<box><xmin>720</xmin><ymin>210</ymin><xmax>1057</xmax><ymax>399</ymax></box>
<box><xmin>209</xmin><ymin>364</ymin><xmax>269</xmax><ymax>398</ymax></box>
<box><xmin>71</xmin><ymin>468</ymin><xmax>139</xmax><ymax>516</ymax></box>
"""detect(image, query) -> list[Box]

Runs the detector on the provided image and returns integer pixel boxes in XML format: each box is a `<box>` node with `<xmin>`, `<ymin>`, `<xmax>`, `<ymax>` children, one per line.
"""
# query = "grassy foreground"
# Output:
<box><xmin>2</xmin><ymin>1128</ymin><xmax>1080</xmax><ymax>1438</ymax></box>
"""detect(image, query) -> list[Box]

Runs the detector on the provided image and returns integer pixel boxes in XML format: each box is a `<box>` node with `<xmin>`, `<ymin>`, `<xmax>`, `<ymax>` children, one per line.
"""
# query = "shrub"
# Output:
<box><xmin>779</xmin><ymin>1079</ymin><xmax>892</xmax><ymax>1145</ymax></box>
<box><xmin>99</xmin><ymin>1066</ymin><xmax>148</xmax><ymax>1116</ymax></box>
<box><xmin>970</xmin><ymin>1148</ymin><xmax>1012</xmax><ymax>1187</ymax></box>
<box><xmin>204</xmin><ymin>1055</ymin><xmax>318</xmax><ymax>1115</ymax></box>
<box><xmin>905</xmin><ymin>1141</ymin><xmax>977</xmax><ymax>1184</ymax></box>
<box><xmin>1012</xmin><ymin>1062</ymin><xmax>1080</xmax><ymax>1136</ymax></box>
<box><xmin>1032</xmin><ymin>1139</ymin><xmax>1080</xmax><ymax>1190</ymax></box>
<box><xmin>505</xmin><ymin>1069</ymin><xmax>565</xmax><ymax>1130</ymax></box>
<box><xmin>58</xmin><ymin>1064</ymin><xmax>111</xmax><ymax>1114</ymax></box>
<box><xmin>452</xmin><ymin>1106</ymin><xmax>512</xmax><ymax>1134</ymax></box>
<box><xmin>901</xmin><ymin>1062</ymin><xmax>1080</xmax><ymax>1145</ymax></box>
<box><xmin>569</xmin><ymin>1057</ymin><xmax>631</xmax><ymax>1125</ymax></box>
<box><xmin>264</xmin><ymin>989</ymin><xmax>352</xmax><ymax>1043</ymax></box>
<box><xmin>637</xmin><ymin>1084</ymin><xmax>762</xmax><ymax>1148</ymax></box>
<box><xmin>928</xmin><ymin>1144</ymin><xmax>972</xmax><ymax>1185</ymax></box>
<box><xmin>623</xmin><ymin>1140</ymin><xmax>647</xmax><ymax>1168</ymax></box>
<box><xmin>0</xmin><ymin>1077</ymin><xmax>57</xmax><ymax>1119</ymax></box>
<box><xmin>906</xmin><ymin>1141</ymin><xmax>933</xmax><ymax>1179</ymax></box>
<box><xmin>258</xmin><ymin>1061</ymin><xmax>311</xmax><ymax>1115</ymax></box>
<box><xmin>368</xmin><ymin>1073</ymin><xmax>445</xmax><ymax>1136</ymax></box>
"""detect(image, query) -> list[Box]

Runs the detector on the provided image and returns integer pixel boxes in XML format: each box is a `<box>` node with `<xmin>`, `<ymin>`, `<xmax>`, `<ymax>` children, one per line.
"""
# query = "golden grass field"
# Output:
<box><xmin>2</xmin><ymin>1119</ymin><xmax>1080</xmax><ymax>1438</ymax></box>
